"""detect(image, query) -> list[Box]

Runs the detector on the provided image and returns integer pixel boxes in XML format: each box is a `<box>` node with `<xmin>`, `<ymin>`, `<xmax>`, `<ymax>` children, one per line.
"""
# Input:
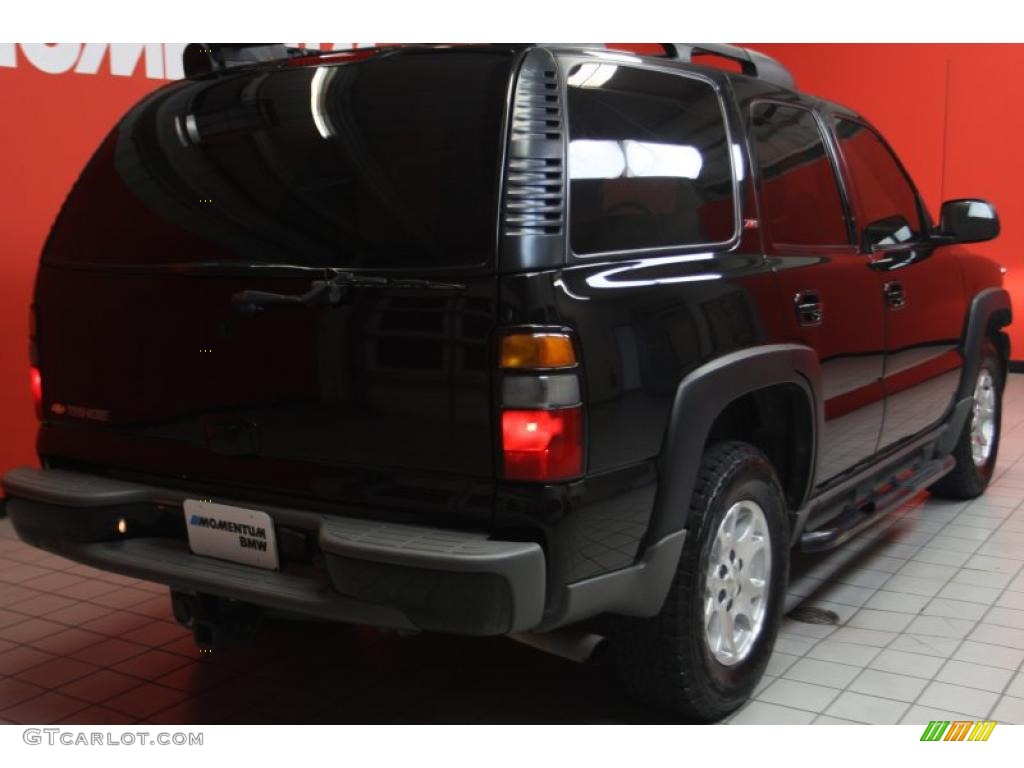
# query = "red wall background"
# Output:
<box><xmin>1</xmin><ymin>43</ymin><xmax>1022</xmax><ymax>479</ymax></box>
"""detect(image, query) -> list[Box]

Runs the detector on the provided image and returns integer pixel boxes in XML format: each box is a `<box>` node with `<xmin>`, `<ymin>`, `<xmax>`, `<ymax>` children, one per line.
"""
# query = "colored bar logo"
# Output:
<box><xmin>920</xmin><ymin>720</ymin><xmax>997</xmax><ymax>741</ymax></box>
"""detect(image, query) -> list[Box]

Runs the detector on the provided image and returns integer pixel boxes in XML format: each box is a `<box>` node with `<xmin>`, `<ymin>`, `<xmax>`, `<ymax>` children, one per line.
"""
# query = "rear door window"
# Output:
<box><xmin>749</xmin><ymin>102</ymin><xmax>850</xmax><ymax>246</ymax></box>
<box><xmin>566</xmin><ymin>64</ymin><xmax>737</xmax><ymax>255</ymax></box>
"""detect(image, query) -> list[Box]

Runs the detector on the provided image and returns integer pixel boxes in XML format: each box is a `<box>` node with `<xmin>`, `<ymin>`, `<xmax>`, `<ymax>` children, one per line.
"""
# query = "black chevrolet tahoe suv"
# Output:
<box><xmin>3</xmin><ymin>43</ymin><xmax>1009</xmax><ymax>721</ymax></box>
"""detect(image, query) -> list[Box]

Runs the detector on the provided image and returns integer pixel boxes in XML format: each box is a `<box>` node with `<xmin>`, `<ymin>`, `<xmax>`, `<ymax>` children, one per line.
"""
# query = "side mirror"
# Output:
<box><xmin>939</xmin><ymin>199</ymin><xmax>1000</xmax><ymax>244</ymax></box>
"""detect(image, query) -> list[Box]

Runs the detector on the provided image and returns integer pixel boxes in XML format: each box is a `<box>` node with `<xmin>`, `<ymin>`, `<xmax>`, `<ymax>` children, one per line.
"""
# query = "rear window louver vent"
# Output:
<box><xmin>503</xmin><ymin>54</ymin><xmax>565</xmax><ymax>238</ymax></box>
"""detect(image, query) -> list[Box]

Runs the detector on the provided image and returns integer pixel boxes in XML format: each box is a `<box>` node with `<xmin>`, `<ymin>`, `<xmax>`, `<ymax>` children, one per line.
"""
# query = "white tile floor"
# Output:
<box><xmin>726</xmin><ymin>373</ymin><xmax>1024</xmax><ymax>724</ymax></box>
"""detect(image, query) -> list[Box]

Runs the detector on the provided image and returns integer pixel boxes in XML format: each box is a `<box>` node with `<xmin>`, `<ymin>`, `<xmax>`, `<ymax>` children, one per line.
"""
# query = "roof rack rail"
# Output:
<box><xmin>182</xmin><ymin>43</ymin><xmax>319</xmax><ymax>78</ymax></box>
<box><xmin>661</xmin><ymin>44</ymin><xmax>795</xmax><ymax>90</ymax></box>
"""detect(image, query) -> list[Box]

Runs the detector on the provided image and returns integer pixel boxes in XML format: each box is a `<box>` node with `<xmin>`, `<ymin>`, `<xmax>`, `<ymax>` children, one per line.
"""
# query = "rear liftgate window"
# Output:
<box><xmin>46</xmin><ymin>51</ymin><xmax>513</xmax><ymax>270</ymax></box>
<box><xmin>566</xmin><ymin>63</ymin><xmax>737</xmax><ymax>255</ymax></box>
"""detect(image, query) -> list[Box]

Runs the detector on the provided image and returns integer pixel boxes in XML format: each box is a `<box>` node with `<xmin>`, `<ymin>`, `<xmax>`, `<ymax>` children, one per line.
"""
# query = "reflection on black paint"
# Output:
<box><xmin>50</xmin><ymin>51</ymin><xmax>512</xmax><ymax>271</ymax></box>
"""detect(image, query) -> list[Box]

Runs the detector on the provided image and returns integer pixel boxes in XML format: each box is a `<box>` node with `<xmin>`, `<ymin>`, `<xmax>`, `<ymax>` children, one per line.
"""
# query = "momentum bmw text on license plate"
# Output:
<box><xmin>183</xmin><ymin>499</ymin><xmax>280</xmax><ymax>571</ymax></box>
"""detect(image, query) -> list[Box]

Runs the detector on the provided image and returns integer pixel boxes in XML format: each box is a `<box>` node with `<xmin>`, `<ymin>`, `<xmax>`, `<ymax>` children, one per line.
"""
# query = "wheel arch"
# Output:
<box><xmin>932</xmin><ymin>287</ymin><xmax>1010</xmax><ymax>459</ymax></box>
<box><xmin>642</xmin><ymin>344</ymin><xmax>823</xmax><ymax>553</ymax></box>
<box><xmin>704</xmin><ymin>382</ymin><xmax>816</xmax><ymax>514</ymax></box>
<box><xmin>959</xmin><ymin>287</ymin><xmax>1012</xmax><ymax>400</ymax></box>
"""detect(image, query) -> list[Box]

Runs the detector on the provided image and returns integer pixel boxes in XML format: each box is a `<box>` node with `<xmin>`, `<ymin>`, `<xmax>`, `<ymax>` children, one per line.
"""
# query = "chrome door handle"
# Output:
<box><xmin>884</xmin><ymin>281</ymin><xmax>906</xmax><ymax>310</ymax></box>
<box><xmin>794</xmin><ymin>290</ymin><xmax>824</xmax><ymax>327</ymax></box>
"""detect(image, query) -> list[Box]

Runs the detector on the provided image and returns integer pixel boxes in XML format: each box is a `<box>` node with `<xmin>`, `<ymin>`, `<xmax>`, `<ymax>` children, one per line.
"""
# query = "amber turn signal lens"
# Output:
<box><xmin>500</xmin><ymin>333</ymin><xmax>576</xmax><ymax>369</ymax></box>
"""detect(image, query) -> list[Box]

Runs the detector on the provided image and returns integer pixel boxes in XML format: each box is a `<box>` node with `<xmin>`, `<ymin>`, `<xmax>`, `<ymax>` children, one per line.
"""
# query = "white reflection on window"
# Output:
<box><xmin>731</xmin><ymin>143</ymin><xmax>745</xmax><ymax>182</ymax></box>
<box><xmin>569</xmin><ymin>140</ymin><xmax>703</xmax><ymax>180</ymax></box>
<box><xmin>567</xmin><ymin>63</ymin><xmax>619</xmax><ymax>88</ymax></box>
<box><xmin>310</xmin><ymin>67</ymin><xmax>337</xmax><ymax>139</ymax></box>
<box><xmin>569</xmin><ymin>140</ymin><xmax>626</xmax><ymax>179</ymax></box>
<box><xmin>587</xmin><ymin>51</ymin><xmax>641</xmax><ymax>64</ymax></box>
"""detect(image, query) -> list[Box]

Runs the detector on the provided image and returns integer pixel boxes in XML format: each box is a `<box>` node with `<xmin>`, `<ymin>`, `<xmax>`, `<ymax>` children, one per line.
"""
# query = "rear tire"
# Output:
<box><xmin>610</xmin><ymin>441</ymin><xmax>789</xmax><ymax>721</ymax></box>
<box><xmin>931</xmin><ymin>342</ymin><xmax>1003</xmax><ymax>499</ymax></box>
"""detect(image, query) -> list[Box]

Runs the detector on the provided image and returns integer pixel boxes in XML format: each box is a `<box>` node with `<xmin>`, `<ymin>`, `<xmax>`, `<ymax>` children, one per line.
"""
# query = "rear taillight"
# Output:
<box><xmin>499</xmin><ymin>331</ymin><xmax>584</xmax><ymax>482</ymax></box>
<box><xmin>29</xmin><ymin>304</ymin><xmax>42</xmax><ymax>420</ymax></box>
<box><xmin>500</xmin><ymin>333</ymin><xmax>577</xmax><ymax>369</ymax></box>
<box><xmin>30</xmin><ymin>366</ymin><xmax>42</xmax><ymax>419</ymax></box>
<box><xmin>502</xmin><ymin>407</ymin><xmax>583</xmax><ymax>481</ymax></box>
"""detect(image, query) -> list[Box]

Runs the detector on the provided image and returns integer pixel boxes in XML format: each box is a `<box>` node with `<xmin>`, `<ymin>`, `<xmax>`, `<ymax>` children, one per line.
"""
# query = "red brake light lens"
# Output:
<box><xmin>502</xmin><ymin>407</ymin><xmax>583</xmax><ymax>482</ymax></box>
<box><xmin>29</xmin><ymin>366</ymin><xmax>42</xmax><ymax>419</ymax></box>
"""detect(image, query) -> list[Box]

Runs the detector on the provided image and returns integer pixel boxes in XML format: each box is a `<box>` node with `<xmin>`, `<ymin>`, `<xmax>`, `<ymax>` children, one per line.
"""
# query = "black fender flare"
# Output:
<box><xmin>935</xmin><ymin>287</ymin><xmax>1012</xmax><ymax>456</ymax></box>
<box><xmin>956</xmin><ymin>287</ymin><xmax>1011</xmax><ymax>401</ymax></box>
<box><xmin>643</xmin><ymin>343</ymin><xmax>824</xmax><ymax>550</ymax></box>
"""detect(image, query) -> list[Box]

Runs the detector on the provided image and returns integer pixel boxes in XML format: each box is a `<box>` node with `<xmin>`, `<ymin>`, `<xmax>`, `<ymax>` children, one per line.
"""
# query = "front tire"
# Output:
<box><xmin>610</xmin><ymin>441</ymin><xmax>789</xmax><ymax>721</ymax></box>
<box><xmin>931</xmin><ymin>342</ymin><xmax>1003</xmax><ymax>499</ymax></box>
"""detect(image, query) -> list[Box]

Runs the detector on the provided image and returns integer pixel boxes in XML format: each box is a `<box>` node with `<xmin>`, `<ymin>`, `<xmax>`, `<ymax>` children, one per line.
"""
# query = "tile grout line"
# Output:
<box><xmin>894</xmin><ymin>469</ymin><xmax>1024</xmax><ymax>720</ymax></box>
<box><xmin>765</xmin><ymin>503</ymin><xmax>937</xmax><ymax>722</ymax></box>
<box><xmin>757</xmin><ymin>381</ymin><xmax>1024</xmax><ymax>721</ymax></box>
<box><xmin>774</xmin><ymin>489</ymin><xmax>1024</xmax><ymax>721</ymax></box>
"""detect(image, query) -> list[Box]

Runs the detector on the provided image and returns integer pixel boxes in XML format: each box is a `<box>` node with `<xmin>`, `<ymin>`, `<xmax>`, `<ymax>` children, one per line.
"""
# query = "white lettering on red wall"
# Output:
<box><xmin>0</xmin><ymin>43</ymin><xmax>364</xmax><ymax>81</ymax></box>
<box><xmin>0</xmin><ymin>43</ymin><xmax>187</xmax><ymax>79</ymax></box>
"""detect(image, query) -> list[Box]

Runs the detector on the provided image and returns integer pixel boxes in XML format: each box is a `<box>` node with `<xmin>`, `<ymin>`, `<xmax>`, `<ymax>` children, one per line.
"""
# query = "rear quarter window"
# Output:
<box><xmin>566</xmin><ymin>63</ymin><xmax>737</xmax><ymax>256</ymax></box>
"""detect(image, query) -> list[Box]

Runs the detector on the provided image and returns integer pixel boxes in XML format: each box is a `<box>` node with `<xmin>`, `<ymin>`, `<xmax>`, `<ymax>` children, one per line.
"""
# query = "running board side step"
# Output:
<box><xmin>799</xmin><ymin>455</ymin><xmax>955</xmax><ymax>553</ymax></box>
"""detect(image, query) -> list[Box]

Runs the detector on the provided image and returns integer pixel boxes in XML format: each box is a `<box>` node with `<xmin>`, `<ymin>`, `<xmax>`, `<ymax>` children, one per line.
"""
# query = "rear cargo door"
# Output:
<box><xmin>34</xmin><ymin>50</ymin><xmax>514</xmax><ymax>517</ymax></box>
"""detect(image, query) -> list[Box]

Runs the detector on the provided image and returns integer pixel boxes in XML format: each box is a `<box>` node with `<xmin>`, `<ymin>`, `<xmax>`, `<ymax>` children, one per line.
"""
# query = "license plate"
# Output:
<box><xmin>183</xmin><ymin>499</ymin><xmax>279</xmax><ymax>571</ymax></box>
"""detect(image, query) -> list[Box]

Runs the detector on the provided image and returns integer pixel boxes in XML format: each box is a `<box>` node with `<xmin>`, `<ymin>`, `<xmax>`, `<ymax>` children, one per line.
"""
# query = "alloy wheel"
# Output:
<box><xmin>703</xmin><ymin>499</ymin><xmax>772</xmax><ymax>666</ymax></box>
<box><xmin>971</xmin><ymin>367</ymin><xmax>997</xmax><ymax>467</ymax></box>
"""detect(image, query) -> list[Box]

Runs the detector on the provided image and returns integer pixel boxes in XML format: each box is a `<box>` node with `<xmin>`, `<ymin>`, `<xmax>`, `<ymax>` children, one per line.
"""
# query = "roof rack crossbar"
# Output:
<box><xmin>662</xmin><ymin>43</ymin><xmax>795</xmax><ymax>90</ymax></box>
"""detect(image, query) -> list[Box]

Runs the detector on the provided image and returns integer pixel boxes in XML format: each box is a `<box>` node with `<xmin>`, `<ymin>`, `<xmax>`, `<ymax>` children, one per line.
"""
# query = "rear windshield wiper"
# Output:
<box><xmin>231</xmin><ymin>270</ymin><xmax>465</xmax><ymax>315</ymax></box>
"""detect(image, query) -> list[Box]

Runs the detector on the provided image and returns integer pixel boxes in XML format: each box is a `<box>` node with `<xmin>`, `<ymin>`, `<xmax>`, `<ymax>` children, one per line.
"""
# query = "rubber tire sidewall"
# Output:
<box><xmin>610</xmin><ymin>442</ymin><xmax>790</xmax><ymax>721</ymax></box>
<box><xmin>684</xmin><ymin>446</ymin><xmax>789</xmax><ymax>706</ymax></box>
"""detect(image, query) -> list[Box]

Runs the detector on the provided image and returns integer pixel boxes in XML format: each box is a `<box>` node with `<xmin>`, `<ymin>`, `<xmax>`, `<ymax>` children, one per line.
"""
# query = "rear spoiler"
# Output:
<box><xmin>182</xmin><ymin>43</ymin><xmax>317</xmax><ymax>78</ymax></box>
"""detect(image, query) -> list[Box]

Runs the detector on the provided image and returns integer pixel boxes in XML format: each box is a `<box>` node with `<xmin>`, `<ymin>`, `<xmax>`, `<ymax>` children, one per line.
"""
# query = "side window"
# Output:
<box><xmin>833</xmin><ymin>118</ymin><xmax>922</xmax><ymax>248</ymax></box>
<box><xmin>749</xmin><ymin>103</ymin><xmax>849</xmax><ymax>246</ymax></box>
<box><xmin>566</xmin><ymin>64</ymin><xmax>736</xmax><ymax>255</ymax></box>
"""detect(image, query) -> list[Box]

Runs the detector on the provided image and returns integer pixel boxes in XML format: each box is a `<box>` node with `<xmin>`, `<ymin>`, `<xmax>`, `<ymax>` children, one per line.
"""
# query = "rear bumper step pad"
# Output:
<box><xmin>2</xmin><ymin>466</ymin><xmax>545</xmax><ymax>635</ymax></box>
